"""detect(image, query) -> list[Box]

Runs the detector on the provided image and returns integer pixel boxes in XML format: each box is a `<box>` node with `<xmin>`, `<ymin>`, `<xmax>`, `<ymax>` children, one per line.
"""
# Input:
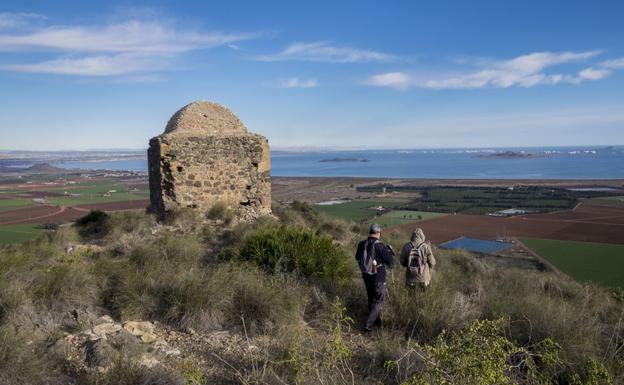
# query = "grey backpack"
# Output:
<box><xmin>359</xmin><ymin>240</ymin><xmax>380</xmax><ymax>275</ymax></box>
<box><xmin>407</xmin><ymin>242</ymin><xmax>426</xmax><ymax>275</ymax></box>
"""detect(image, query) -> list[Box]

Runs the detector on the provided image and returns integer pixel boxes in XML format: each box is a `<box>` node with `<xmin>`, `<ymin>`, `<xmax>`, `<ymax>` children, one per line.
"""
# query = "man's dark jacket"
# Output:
<box><xmin>355</xmin><ymin>237</ymin><xmax>394</xmax><ymax>283</ymax></box>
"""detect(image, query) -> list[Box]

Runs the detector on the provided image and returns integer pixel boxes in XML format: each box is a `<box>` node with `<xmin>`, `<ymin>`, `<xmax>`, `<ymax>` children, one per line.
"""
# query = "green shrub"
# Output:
<box><xmin>389</xmin><ymin>318</ymin><xmax>561</xmax><ymax>385</ymax></box>
<box><xmin>75</xmin><ymin>210</ymin><xmax>110</xmax><ymax>238</ymax></box>
<box><xmin>238</xmin><ymin>225</ymin><xmax>353</xmax><ymax>282</ymax></box>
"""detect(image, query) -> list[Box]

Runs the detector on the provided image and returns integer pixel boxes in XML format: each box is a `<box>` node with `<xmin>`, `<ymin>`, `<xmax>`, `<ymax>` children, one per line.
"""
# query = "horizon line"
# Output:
<box><xmin>1</xmin><ymin>144</ymin><xmax>623</xmax><ymax>153</ymax></box>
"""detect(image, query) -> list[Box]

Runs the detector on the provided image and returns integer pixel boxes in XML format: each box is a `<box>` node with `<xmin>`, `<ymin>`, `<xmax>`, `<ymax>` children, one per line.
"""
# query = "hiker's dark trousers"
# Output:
<box><xmin>363</xmin><ymin>275</ymin><xmax>385</xmax><ymax>329</ymax></box>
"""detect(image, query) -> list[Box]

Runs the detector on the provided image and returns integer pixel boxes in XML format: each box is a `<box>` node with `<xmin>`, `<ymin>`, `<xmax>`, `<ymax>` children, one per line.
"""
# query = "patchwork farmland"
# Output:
<box><xmin>0</xmin><ymin>175</ymin><xmax>150</xmax><ymax>243</ymax></box>
<box><xmin>391</xmin><ymin>199</ymin><xmax>624</xmax><ymax>245</ymax></box>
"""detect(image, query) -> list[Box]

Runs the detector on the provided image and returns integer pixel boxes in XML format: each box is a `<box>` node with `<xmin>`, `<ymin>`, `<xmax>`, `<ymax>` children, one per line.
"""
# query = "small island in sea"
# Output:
<box><xmin>318</xmin><ymin>157</ymin><xmax>371</xmax><ymax>163</ymax></box>
<box><xmin>478</xmin><ymin>151</ymin><xmax>540</xmax><ymax>159</ymax></box>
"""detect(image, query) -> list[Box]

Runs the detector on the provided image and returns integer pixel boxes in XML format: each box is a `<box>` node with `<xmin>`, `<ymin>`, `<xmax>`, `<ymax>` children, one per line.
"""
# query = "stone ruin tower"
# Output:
<box><xmin>148</xmin><ymin>101</ymin><xmax>271</xmax><ymax>220</ymax></box>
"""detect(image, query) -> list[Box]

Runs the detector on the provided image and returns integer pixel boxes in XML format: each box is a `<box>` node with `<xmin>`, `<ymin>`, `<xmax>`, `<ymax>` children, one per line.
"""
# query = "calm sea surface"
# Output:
<box><xmin>51</xmin><ymin>147</ymin><xmax>624</xmax><ymax>180</ymax></box>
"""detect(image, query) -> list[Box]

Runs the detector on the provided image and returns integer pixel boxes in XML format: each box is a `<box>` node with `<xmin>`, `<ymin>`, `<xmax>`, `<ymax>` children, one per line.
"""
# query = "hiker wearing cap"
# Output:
<box><xmin>400</xmin><ymin>228</ymin><xmax>436</xmax><ymax>290</ymax></box>
<box><xmin>355</xmin><ymin>223</ymin><xmax>395</xmax><ymax>332</ymax></box>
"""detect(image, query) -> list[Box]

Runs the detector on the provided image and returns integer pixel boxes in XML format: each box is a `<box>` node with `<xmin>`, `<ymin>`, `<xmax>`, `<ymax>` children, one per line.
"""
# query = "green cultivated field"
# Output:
<box><xmin>0</xmin><ymin>223</ymin><xmax>42</xmax><ymax>245</ymax></box>
<box><xmin>373</xmin><ymin>210</ymin><xmax>446</xmax><ymax>227</ymax></box>
<box><xmin>315</xmin><ymin>200</ymin><xmax>407</xmax><ymax>222</ymax></box>
<box><xmin>48</xmin><ymin>191</ymin><xmax>147</xmax><ymax>206</ymax></box>
<box><xmin>0</xmin><ymin>198</ymin><xmax>33</xmax><ymax>212</ymax></box>
<box><xmin>357</xmin><ymin>185</ymin><xmax>579</xmax><ymax>214</ymax></box>
<box><xmin>522</xmin><ymin>238</ymin><xmax>624</xmax><ymax>288</ymax></box>
<box><xmin>591</xmin><ymin>196</ymin><xmax>624</xmax><ymax>206</ymax></box>
<box><xmin>44</xmin><ymin>181</ymin><xmax>148</xmax><ymax>206</ymax></box>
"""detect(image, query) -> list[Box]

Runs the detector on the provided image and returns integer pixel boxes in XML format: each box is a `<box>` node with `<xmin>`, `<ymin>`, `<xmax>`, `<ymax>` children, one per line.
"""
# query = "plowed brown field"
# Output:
<box><xmin>391</xmin><ymin>200</ymin><xmax>624</xmax><ymax>245</ymax></box>
<box><xmin>75</xmin><ymin>200</ymin><xmax>149</xmax><ymax>212</ymax></box>
<box><xmin>0</xmin><ymin>200</ymin><xmax>149</xmax><ymax>225</ymax></box>
<box><xmin>0</xmin><ymin>205</ymin><xmax>62</xmax><ymax>224</ymax></box>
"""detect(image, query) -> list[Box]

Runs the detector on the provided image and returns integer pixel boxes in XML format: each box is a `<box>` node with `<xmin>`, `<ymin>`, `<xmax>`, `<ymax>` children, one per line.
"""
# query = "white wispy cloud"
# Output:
<box><xmin>280</xmin><ymin>77</ymin><xmax>319</xmax><ymax>88</ymax></box>
<box><xmin>0</xmin><ymin>53</ymin><xmax>166</xmax><ymax>76</ymax></box>
<box><xmin>600</xmin><ymin>57</ymin><xmax>624</xmax><ymax>70</ymax></box>
<box><xmin>258</xmin><ymin>41</ymin><xmax>397</xmax><ymax>63</ymax></box>
<box><xmin>576</xmin><ymin>67</ymin><xmax>611</xmax><ymax>81</ymax></box>
<box><xmin>0</xmin><ymin>20</ymin><xmax>253</xmax><ymax>53</ymax></box>
<box><xmin>366</xmin><ymin>50</ymin><xmax>621</xmax><ymax>90</ymax></box>
<box><xmin>365</xmin><ymin>72</ymin><xmax>410</xmax><ymax>90</ymax></box>
<box><xmin>0</xmin><ymin>16</ymin><xmax>256</xmax><ymax>76</ymax></box>
<box><xmin>0</xmin><ymin>12</ymin><xmax>45</xmax><ymax>30</ymax></box>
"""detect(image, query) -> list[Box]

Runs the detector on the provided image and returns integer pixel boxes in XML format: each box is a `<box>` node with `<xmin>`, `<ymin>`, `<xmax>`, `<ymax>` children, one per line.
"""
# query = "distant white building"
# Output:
<box><xmin>493</xmin><ymin>208</ymin><xmax>526</xmax><ymax>216</ymax></box>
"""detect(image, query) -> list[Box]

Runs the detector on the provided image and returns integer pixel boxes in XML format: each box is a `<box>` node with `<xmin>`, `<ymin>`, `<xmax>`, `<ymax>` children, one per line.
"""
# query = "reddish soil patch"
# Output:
<box><xmin>0</xmin><ymin>200</ymin><xmax>149</xmax><ymax>225</ymax></box>
<box><xmin>15</xmin><ymin>191</ymin><xmax>66</xmax><ymax>198</ymax></box>
<box><xmin>0</xmin><ymin>205</ymin><xmax>63</xmax><ymax>225</ymax></box>
<box><xmin>75</xmin><ymin>200</ymin><xmax>149</xmax><ymax>212</ymax></box>
<box><xmin>391</xmin><ymin>200</ymin><xmax>624</xmax><ymax>245</ymax></box>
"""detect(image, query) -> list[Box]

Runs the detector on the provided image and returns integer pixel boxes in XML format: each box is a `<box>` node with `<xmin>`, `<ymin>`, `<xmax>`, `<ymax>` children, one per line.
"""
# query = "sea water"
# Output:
<box><xmin>48</xmin><ymin>146</ymin><xmax>624</xmax><ymax>180</ymax></box>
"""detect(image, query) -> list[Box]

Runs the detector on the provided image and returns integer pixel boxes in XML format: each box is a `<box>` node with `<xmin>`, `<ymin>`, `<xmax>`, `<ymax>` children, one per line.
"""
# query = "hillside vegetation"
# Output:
<box><xmin>0</xmin><ymin>203</ymin><xmax>622</xmax><ymax>384</ymax></box>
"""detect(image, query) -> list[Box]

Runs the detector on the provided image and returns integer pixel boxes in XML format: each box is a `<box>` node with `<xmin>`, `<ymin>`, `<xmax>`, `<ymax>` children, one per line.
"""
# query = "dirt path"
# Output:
<box><xmin>0</xmin><ymin>205</ymin><xmax>66</xmax><ymax>225</ymax></box>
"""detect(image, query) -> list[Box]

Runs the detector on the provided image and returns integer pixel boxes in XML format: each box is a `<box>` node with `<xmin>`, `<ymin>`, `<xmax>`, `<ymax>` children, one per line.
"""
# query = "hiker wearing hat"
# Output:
<box><xmin>400</xmin><ymin>228</ymin><xmax>436</xmax><ymax>290</ymax></box>
<box><xmin>355</xmin><ymin>223</ymin><xmax>395</xmax><ymax>331</ymax></box>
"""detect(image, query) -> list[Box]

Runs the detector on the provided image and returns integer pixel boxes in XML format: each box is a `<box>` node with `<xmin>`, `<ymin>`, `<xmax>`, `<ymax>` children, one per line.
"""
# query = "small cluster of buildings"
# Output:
<box><xmin>489</xmin><ymin>208</ymin><xmax>527</xmax><ymax>217</ymax></box>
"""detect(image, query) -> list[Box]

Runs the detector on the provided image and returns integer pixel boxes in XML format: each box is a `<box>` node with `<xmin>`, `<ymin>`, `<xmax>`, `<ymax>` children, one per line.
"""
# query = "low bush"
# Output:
<box><xmin>206</xmin><ymin>201</ymin><xmax>235</xmax><ymax>224</ymax></box>
<box><xmin>238</xmin><ymin>225</ymin><xmax>354</xmax><ymax>282</ymax></box>
<box><xmin>75</xmin><ymin>210</ymin><xmax>110</xmax><ymax>238</ymax></box>
<box><xmin>388</xmin><ymin>318</ymin><xmax>566</xmax><ymax>385</ymax></box>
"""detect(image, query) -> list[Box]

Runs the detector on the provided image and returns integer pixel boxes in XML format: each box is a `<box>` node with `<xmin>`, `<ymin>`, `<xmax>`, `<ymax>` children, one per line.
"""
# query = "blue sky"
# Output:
<box><xmin>0</xmin><ymin>0</ymin><xmax>623</xmax><ymax>150</ymax></box>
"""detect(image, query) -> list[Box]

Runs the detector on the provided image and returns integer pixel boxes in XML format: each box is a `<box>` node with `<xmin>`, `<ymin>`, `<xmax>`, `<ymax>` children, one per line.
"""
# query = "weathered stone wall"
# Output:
<box><xmin>148</xmin><ymin>101</ymin><xmax>271</xmax><ymax>220</ymax></box>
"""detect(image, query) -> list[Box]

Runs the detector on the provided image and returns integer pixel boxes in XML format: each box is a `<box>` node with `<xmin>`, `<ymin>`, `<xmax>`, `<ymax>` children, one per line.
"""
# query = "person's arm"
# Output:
<box><xmin>399</xmin><ymin>243</ymin><xmax>409</xmax><ymax>267</ymax></box>
<box><xmin>355</xmin><ymin>241</ymin><xmax>363</xmax><ymax>261</ymax></box>
<box><xmin>427</xmin><ymin>244</ymin><xmax>436</xmax><ymax>268</ymax></box>
<box><xmin>376</xmin><ymin>242</ymin><xmax>394</xmax><ymax>268</ymax></box>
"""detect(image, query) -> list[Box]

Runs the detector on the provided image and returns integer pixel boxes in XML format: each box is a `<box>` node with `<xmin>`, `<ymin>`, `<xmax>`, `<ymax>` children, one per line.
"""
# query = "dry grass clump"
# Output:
<box><xmin>206</xmin><ymin>201</ymin><xmax>235</xmax><ymax>224</ymax></box>
<box><xmin>96</xmin><ymin>227</ymin><xmax>304</xmax><ymax>334</ymax></box>
<box><xmin>83</xmin><ymin>358</ymin><xmax>184</xmax><ymax>385</ymax></box>
<box><xmin>0</xmin><ymin>326</ymin><xmax>52</xmax><ymax>385</ymax></box>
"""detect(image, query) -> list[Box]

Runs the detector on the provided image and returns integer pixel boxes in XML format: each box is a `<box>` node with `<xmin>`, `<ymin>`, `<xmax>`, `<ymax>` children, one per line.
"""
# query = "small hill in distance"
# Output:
<box><xmin>26</xmin><ymin>162</ymin><xmax>65</xmax><ymax>173</ymax></box>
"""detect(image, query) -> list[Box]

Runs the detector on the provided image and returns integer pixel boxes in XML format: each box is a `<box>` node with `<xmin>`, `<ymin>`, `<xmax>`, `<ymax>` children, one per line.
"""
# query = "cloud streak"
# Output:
<box><xmin>0</xmin><ymin>16</ymin><xmax>256</xmax><ymax>76</ymax></box>
<box><xmin>280</xmin><ymin>77</ymin><xmax>319</xmax><ymax>88</ymax></box>
<box><xmin>367</xmin><ymin>51</ymin><xmax>621</xmax><ymax>90</ymax></box>
<box><xmin>0</xmin><ymin>12</ymin><xmax>46</xmax><ymax>30</ymax></box>
<box><xmin>258</xmin><ymin>41</ymin><xmax>397</xmax><ymax>63</ymax></box>
<box><xmin>365</xmin><ymin>72</ymin><xmax>410</xmax><ymax>90</ymax></box>
<box><xmin>0</xmin><ymin>53</ymin><xmax>168</xmax><ymax>76</ymax></box>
